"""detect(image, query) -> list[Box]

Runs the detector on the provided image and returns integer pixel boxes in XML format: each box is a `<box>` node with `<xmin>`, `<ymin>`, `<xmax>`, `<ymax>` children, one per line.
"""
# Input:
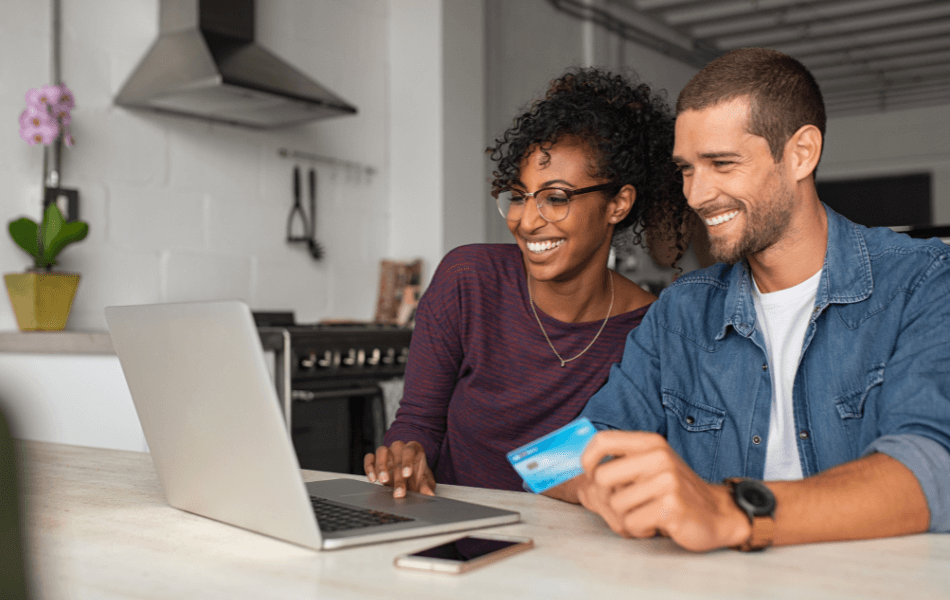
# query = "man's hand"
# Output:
<box><xmin>580</xmin><ymin>431</ymin><xmax>750</xmax><ymax>552</ymax></box>
<box><xmin>364</xmin><ymin>440</ymin><xmax>436</xmax><ymax>498</ymax></box>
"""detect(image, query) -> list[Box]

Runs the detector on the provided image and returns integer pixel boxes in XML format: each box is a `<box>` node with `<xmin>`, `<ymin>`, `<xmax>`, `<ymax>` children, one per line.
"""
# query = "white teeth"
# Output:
<box><xmin>526</xmin><ymin>239</ymin><xmax>565</xmax><ymax>254</ymax></box>
<box><xmin>705</xmin><ymin>210</ymin><xmax>739</xmax><ymax>226</ymax></box>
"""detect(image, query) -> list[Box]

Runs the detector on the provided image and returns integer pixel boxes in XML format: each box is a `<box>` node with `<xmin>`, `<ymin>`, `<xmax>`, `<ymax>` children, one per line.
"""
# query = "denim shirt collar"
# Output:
<box><xmin>716</xmin><ymin>203</ymin><xmax>873</xmax><ymax>341</ymax></box>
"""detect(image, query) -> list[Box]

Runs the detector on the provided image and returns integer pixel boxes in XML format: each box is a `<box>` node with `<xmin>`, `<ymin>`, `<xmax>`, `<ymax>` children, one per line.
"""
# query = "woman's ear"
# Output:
<box><xmin>608</xmin><ymin>184</ymin><xmax>636</xmax><ymax>223</ymax></box>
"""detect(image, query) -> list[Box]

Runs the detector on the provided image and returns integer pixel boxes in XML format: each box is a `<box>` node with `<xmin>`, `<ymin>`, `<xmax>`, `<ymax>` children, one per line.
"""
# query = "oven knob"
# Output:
<box><xmin>382</xmin><ymin>348</ymin><xmax>396</xmax><ymax>365</ymax></box>
<box><xmin>357</xmin><ymin>349</ymin><xmax>366</xmax><ymax>366</ymax></box>
<box><xmin>317</xmin><ymin>350</ymin><xmax>333</xmax><ymax>368</ymax></box>
<box><xmin>299</xmin><ymin>352</ymin><xmax>317</xmax><ymax>370</ymax></box>
<box><xmin>332</xmin><ymin>350</ymin><xmax>341</xmax><ymax>368</ymax></box>
<box><xmin>397</xmin><ymin>347</ymin><xmax>409</xmax><ymax>364</ymax></box>
<box><xmin>342</xmin><ymin>348</ymin><xmax>357</xmax><ymax>366</ymax></box>
<box><xmin>367</xmin><ymin>348</ymin><xmax>381</xmax><ymax>366</ymax></box>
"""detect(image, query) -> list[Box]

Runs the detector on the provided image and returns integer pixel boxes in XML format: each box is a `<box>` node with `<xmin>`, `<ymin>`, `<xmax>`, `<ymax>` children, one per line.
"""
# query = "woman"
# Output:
<box><xmin>365</xmin><ymin>67</ymin><xmax>690</xmax><ymax>495</ymax></box>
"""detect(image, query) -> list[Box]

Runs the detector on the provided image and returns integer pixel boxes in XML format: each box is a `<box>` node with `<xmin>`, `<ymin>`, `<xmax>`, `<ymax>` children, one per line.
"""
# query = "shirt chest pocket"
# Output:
<box><xmin>833</xmin><ymin>364</ymin><xmax>885</xmax><ymax>456</ymax></box>
<box><xmin>661</xmin><ymin>391</ymin><xmax>726</xmax><ymax>482</ymax></box>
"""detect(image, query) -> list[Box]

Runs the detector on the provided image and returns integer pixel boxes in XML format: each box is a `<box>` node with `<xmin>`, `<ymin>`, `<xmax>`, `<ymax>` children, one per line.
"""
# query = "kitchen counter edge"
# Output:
<box><xmin>0</xmin><ymin>331</ymin><xmax>114</xmax><ymax>355</ymax></box>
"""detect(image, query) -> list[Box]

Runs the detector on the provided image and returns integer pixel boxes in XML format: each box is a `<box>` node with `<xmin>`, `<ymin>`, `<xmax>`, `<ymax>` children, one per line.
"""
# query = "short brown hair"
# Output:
<box><xmin>676</xmin><ymin>48</ymin><xmax>826</xmax><ymax>165</ymax></box>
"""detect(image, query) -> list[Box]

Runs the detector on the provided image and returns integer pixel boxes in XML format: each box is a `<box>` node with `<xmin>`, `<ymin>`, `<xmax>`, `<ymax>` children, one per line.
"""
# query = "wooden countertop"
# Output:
<box><xmin>16</xmin><ymin>441</ymin><xmax>950</xmax><ymax>599</ymax></box>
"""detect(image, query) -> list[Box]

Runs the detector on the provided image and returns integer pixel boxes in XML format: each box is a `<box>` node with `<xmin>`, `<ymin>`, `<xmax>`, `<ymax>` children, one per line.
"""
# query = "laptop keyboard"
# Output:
<box><xmin>310</xmin><ymin>496</ymin><xmax>415</xmax><ymax>533</ymax></box>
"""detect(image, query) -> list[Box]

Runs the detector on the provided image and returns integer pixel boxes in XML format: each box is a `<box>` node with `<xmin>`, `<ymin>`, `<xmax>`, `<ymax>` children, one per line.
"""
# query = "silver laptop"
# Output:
<box><xmin>105</xmin><ymin>300</ymin><xmax>519</xmax><ymax>550</ymax></box>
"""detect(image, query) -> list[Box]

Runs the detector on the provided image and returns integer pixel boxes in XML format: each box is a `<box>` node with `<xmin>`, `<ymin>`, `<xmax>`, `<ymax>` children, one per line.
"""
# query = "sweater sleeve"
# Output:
<box><xmin>383</xmin><ymin>251</ymin><xmax>467</xmax><ymax>470</ymax></box>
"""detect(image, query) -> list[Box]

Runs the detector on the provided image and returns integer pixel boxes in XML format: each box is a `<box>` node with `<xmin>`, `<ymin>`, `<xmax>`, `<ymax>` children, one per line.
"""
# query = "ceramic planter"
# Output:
<box><xmin>4</xmin><ymin>271</ymin><xmax>80</xmax><ymax>331</ymax></box>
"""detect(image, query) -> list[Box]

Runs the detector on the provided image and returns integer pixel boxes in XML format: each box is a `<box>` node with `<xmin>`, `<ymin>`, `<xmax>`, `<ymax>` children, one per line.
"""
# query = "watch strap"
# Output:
<box><xmin>725</xmin><ymin>477</ymin><xmax>775</xmax><ymax>552</ymax></box>
<box><xmin>736</xmin><ymin>514</ymin><xmax>774</xmax><ymax>552</ymax></box>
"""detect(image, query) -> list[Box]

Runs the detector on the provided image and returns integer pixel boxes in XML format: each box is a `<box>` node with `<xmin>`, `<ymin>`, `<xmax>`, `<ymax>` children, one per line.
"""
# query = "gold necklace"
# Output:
<box><xmin>528</xmin><ymin>270</ymin><xmax>615</xmax><ymax>367</ymax></box>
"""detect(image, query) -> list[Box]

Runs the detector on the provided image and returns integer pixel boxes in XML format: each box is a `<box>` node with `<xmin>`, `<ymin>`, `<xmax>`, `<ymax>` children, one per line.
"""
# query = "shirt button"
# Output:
<box><xmin>762</xmin><ymin>363</ymin><xmax>768</xmax><ymax>371</ymax></box>
<box><xmin>753</xmin><ymin>435</ymin><xmax>762</xmax><ymax>444</ymax></box>
<box><xmin>686</xmin><ymin>416</ymin><xmax>695</xmax><ymax>425</ymax></box>
<box><xmin>799</xmin><ymin>430</ymin><xmax>809</xmax><ymax>440</ymax></box>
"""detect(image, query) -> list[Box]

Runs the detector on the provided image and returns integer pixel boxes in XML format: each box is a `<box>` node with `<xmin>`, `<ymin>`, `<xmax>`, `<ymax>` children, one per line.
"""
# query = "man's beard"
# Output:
<box><xmin>707</xmin><ymin>174</ymin><xmax>795</xmax><ymax>265</ymax></box>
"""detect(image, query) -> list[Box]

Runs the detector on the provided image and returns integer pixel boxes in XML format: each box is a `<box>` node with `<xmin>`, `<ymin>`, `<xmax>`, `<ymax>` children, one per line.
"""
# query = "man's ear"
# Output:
<box><xmin>608</xmin><ymin>184</ymin><xmax>636</xmax><ymax>224</ymax></box>
<box><xmin>786</xmin><ymin>124</ymin><xmax>822</xmax><ymax>183</ymax></box>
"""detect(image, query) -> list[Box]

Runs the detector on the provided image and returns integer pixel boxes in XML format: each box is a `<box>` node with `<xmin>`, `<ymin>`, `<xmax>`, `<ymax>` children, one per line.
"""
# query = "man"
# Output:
<box><xmin>549</xmin><ymin>48</ymin><xmax>950</xmax><ymax>552</ymax></box>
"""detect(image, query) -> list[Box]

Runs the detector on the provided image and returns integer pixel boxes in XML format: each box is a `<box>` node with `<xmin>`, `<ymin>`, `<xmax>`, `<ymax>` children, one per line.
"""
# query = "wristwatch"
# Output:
<box><xmin>724</xmin><ymin>477</ymin><xmax>776</xmax><ymax>551</ymax></box>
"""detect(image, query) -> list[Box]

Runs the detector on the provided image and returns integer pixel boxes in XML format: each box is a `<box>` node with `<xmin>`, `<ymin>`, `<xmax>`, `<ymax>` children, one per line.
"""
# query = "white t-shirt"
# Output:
<box><xmin>752</xmin><ymin>269</ymin><xmax>822</xmax><ymax>481</ymax></box>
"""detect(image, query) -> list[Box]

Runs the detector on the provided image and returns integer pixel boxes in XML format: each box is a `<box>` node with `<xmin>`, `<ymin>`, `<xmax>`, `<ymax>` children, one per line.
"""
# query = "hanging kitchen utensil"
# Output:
<box><xmin>287</xmin><ymin>166</ymin><xmax>310</xmax><ymax>243</ymax></box>
<box><xmin>307</xmin><ymin>167</ymin><xmax>325</xmax><ymax>259</ymax></box>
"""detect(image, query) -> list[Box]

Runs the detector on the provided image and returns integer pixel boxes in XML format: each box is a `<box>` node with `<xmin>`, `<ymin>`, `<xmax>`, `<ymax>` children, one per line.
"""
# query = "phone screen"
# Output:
<box><xmin>408</xmin><ymin>537</ymin><xmax>521</xmax><ymax>562</ymax></box>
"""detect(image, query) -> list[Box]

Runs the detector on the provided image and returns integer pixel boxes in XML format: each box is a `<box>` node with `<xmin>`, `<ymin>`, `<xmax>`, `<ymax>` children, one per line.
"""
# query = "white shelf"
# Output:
<box><xmin>0</xmin><ymin>331</ymin><xmax>114</xmax><ymax>354</ymax></box>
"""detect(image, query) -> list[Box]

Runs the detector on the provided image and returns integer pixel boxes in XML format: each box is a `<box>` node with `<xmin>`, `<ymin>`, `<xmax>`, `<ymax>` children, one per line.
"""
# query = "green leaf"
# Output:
<box><xmin>8</xmin><ymin>218</ymin><xmax>40</xmax><ymax>261</ymax></box>
<box><xmin>42</xmin><ymin>221</ymin><xmax>88</xmax><ymax>266</ymax></box>
<box><xmin>41</xmin><ymin>203</ymin><xmax>65</xmax><ymax>251</ymax></box>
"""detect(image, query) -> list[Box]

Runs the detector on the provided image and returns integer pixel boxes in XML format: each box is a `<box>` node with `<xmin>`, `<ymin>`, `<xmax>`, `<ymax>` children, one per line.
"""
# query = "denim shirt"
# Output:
<box><xmin>582</xmin><ymin>205</ymin><xmax>950</xmax><ymax>532</ymax></box>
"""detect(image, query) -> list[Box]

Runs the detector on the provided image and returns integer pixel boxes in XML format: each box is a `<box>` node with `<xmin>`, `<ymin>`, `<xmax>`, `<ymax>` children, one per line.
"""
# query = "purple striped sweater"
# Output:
<box><xmin>384</xmin><ymin>244</ymin><xmax>649</xmax><ymax>491</ymax></box>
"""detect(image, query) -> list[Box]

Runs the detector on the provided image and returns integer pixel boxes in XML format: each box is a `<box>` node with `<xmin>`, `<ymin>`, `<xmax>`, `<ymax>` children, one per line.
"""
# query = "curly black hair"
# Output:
<box><xmin>488</xmin><ymin>67</ymin><xmax>691</xmax><ymax>266</ymax></box>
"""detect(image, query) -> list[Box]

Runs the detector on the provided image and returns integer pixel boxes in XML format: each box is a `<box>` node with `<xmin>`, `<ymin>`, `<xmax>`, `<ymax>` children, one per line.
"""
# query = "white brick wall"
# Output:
<box><xmin>0</xmin><ymin>0</ymin><xmax>393</xmax><ymax>332</ymax></box>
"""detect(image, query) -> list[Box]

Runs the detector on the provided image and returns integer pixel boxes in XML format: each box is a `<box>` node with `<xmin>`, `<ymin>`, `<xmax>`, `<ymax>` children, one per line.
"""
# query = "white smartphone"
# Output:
<box><xmin>393</xmin><ymin>533</ymin><xmax>534</xmax><ymax>574</ymax></box>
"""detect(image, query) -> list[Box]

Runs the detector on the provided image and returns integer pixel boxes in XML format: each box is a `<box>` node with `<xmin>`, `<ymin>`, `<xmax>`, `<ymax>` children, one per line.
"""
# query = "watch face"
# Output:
<box><xmin>735</xmin><ymin>480</ymin><xmax>776</xmax><ymax>516</ymax></box>
<box><xmin>742</xmin><ymin>486</ymin><xmax>769</xmax><ymax>507</ymax></box>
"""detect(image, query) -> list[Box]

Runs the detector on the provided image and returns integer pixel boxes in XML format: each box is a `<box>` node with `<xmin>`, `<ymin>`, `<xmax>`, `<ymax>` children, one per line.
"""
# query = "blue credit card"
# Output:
<box><xmin>506</xmin><ymin>417</ymin><xmax>597</xmax><ymax>493</ymax></box>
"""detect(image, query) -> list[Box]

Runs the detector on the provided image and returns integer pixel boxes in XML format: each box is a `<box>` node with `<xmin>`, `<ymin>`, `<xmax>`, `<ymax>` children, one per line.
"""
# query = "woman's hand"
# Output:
<box><xmin>364</xmin><ymin>440</ymin><xmax>436</xmax><ymax>498</ymax></box>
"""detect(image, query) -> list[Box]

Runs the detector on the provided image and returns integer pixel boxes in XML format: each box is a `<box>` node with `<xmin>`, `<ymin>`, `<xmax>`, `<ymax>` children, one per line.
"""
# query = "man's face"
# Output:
<box><xmin>672</xmin><ymin>97</ymin><xmax>794</xmax><ymax>265</ymax></box>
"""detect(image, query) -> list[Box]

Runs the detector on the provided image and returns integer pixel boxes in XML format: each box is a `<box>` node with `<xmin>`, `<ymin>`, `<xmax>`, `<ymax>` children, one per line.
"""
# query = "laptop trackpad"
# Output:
<box><xmin>339</xmin><ymin>490</ymin><xmax>436</xmax><ymax>509</ymax></box>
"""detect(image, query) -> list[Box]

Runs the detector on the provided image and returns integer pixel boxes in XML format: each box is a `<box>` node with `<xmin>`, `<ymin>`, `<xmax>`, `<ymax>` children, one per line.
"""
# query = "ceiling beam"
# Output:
<box><xmin>714</xmin><ymin>2</ymin><xmax>950</xmax><ymax>48</ymax></box>
<box><xmin>811</xmin><ymin>48</ymin><xmax>950</xmax><ymax>79</ymax></box>
<box><xmin>776</xmin><ymin>16</ymin><xmax>950</xmax><ymax>56</ymax></box>
<box><xmin>548</xmin><ymin>0</ymin><xmax>718</xmax><ymax>67</ymax></box>
<box><xmin>673</xmin><ymin>0</ymin><xmax>933</xmax><ymax>33</ymax></box>
<box><xmin>800</xmin><ymin>34</ymin><xmax>950</xmax><ymax>68</ymax></box>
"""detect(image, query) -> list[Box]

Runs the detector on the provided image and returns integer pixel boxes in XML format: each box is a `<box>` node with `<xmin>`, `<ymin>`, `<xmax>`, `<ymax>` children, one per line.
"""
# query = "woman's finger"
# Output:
<box><xmin>391</xmin><ymin>455</ymin><xmax>408</xmax><ymax>498</ymax></box>
<box><xmin>399</xmin><ymin>444</ymin><xmax>419</xmax><ymax>480</ymax></box>
<box><xmin>363</xmin><ymin>452</ymin><xmax>377</xmax><ymax>482</ymax></box>
<box><xmin>412</xmin><ymin>449</ymin><xmax>436</xmax><ymax>495</ymax></box>
<box><xmin>375</xmin><ymin>445</ymin><xmax>393</xmax><ymax>485</ymax></box>
<box><xmin>417</xmin><ymin>468</ymin><xmax>437</xmax><ymax>496</ymax></box>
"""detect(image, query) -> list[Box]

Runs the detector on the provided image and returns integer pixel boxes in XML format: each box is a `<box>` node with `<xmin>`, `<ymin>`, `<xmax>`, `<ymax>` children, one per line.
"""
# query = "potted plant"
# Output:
<box><xmin>4</xmin><ymin>83</ymin><xmax>87</xmax><ymax>331</ymax></box>
<box><xmin>6</xmin><ymin>203</ymin><xmax>88</xmax><ymax>330</ymax></box>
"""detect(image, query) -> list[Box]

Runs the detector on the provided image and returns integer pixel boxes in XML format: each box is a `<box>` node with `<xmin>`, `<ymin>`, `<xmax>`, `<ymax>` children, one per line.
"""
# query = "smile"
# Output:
<box><xmin>705</xmin><ymin>210</ymin><xmax>739</xmax><ymax>227</ymax></box>
<box><xmin>526</xmin><ymin>239</ymin><xmax>565</xmax><ymax>254</ymax></box>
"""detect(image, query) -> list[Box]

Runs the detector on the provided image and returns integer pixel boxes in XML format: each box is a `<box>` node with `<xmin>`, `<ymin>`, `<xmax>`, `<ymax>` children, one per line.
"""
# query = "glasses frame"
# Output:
<box><xmin>494</xmin><ymin>183</ymin><xmax>614</xmax><ymax>223</ymax></box>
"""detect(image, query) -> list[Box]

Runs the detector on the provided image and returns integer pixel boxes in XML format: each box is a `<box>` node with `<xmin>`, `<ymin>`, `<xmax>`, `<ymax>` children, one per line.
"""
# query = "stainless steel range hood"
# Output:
<box><xmin>115</xmin><ymin>0</ymin><xmax>357</xmax><ymax>128</ymax></box>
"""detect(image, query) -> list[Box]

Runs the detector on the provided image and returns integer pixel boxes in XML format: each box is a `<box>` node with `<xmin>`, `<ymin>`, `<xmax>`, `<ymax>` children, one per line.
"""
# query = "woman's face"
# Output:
<box><xmin>507</xmin><ymin>140</ymin><xmax>634</xmax><ymax>283</ymax></box>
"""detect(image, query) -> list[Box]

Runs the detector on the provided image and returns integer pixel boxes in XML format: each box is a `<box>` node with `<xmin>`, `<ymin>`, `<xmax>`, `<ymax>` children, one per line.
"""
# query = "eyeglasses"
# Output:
<box><xmin>493</xmin><ymin>183</ymin><xmax>613</xmax><ymax>223</ymax></box>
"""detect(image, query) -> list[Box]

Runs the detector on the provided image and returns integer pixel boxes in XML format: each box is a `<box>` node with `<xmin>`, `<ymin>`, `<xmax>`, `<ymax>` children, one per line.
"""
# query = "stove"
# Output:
<box><xmin>255</xmin><ymin>312</ymin><xmax>412</xmax><ymax>475</ymax></box>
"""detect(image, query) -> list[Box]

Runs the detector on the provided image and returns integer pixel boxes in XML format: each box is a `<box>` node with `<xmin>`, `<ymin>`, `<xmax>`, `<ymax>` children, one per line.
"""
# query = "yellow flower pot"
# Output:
<box><xmin>4</xmin><ymin>272</ymin><xmax>80</xmax><ymax>331</ymax></box>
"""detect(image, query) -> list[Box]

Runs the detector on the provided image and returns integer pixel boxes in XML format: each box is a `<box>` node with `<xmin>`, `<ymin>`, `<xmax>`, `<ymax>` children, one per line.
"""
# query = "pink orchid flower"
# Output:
<box><xmin>61</xmin><ymin>125</ymin><xmax>75</xmax><ymax>147</ymax></box>
<box><xmin>50</xmin><ymin>103</ymin><xmax>71</xmax><ymax>125</ymax></box>
<box><xmin>19</xmin><ymin>105</ymin><xmax>51</xmax><ymax>129</ymax></box>
<box><xmin>19</xmin><ymin>116</ymin><xmax>60</xmax><ymax>146</ymax></box>
<box><xmin>20</xmin><ymin>83</ymin><xmax>76</xmax><ymax>146</ymax></box>
<box><xmin>56</xmin><ymin>83</ymin><xmax>75</xmax><ymax>110</ymax></box>
<box><xmin>26</xmin><ymin>86</ymin><xmax>62</xmax><ymax>107</ymax></box>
